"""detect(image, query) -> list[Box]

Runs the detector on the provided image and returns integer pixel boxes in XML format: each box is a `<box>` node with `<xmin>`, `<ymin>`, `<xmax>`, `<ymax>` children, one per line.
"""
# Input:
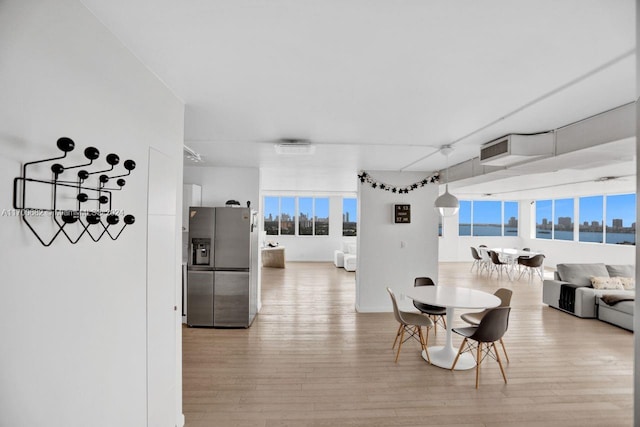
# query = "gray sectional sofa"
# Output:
<box><xmin>542</xmin><ymin>263</ymin><xmax>635</xmax><ymax>331</ymax></box>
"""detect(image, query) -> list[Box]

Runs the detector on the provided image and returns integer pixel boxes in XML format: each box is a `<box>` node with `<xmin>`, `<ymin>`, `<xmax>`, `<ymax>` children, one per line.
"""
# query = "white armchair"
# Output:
<box><xmin>343</xmin><ymin>243</ymin><xmax>357</xmax><ymax>272</ymax></box>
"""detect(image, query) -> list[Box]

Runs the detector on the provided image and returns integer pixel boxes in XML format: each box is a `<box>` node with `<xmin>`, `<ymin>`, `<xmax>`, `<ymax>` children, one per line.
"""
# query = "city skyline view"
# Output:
<box><xmin>535</xmin><ymin>194</ymin><xmax>636</xmax><ymax>244</ymax></box>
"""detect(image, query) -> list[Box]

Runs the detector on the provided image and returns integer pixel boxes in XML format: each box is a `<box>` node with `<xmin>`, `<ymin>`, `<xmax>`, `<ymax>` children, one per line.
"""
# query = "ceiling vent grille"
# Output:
<box><xmin>479</xmin><ymin>133</ymin><xmax>555</xmax><ymax>167</ymax></box>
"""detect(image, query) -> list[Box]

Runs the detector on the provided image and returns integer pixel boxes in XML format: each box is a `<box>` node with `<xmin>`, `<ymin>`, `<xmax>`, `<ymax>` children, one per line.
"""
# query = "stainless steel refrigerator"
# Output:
<box><xmin>186</xmin><ymin>206</ymin><xmax>258</xmax><ymax>328</ymax></box>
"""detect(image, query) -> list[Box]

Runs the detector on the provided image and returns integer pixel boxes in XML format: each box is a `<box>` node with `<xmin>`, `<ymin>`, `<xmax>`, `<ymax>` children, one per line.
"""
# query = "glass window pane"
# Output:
<box><xmin>536</xmin><ymin>200</ymin><xmax>552</xmax><ymax>239</ymax></box>
<box><xmin>606</xmin><ymin>194</ymin><xmax>636</xmax><ymax>245</ymax></box>
<box><xmin>280</xmin><ymin>197</ymin><xmax>295</xmax><ymax>235</ymax></box>
<box><xmin>472</xmin><ymin>201</ymin><xmax>501</xmax><ymax>236</ymax></box>
<box><xmin>458</xmin><ymin>200</ymin><xmax>471</xmax><ymax>236</ymax></box>
<box><xmin>298</xmin><ymin>197</ymin><xmax>313</xmax><ymax>235</ymax></box>
<box><xmin>554</xmin><ymin>198</ymin><xmax>574</xmax><ymax>241</ymax></box>
<box><xmin>579</xmin><ymin>196</ymin><xmax>603</xmax><ymax>243</ymax></box>
<box><xmin>264</xmin><ymin>196</ymin><xmax>279</xmax><ymax>235</ymax></box>
<box><xmin>504</xmin><ymin>201</ymin><xmax>518</xmax><ymax>236</ymax></box>
<box><xmin>314</xmin><ymin>197</ymin><xmax>329</xmax><ymax>235</ymax></box>
<box><xmin>343</xmin><ymin>198</ymin><xmax>357</xmax><ymax>236</ymax></box>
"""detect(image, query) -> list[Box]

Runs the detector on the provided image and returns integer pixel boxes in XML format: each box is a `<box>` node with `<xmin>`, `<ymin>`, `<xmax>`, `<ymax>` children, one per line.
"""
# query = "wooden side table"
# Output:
<box><xmin>262</xmin><ymin>246</ymin><xmax>285</xmax><ymax>268</ymax></box>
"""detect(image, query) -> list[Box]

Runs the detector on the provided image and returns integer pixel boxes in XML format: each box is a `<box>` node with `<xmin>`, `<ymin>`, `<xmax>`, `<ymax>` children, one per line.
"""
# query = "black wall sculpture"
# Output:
<box><xmin>13</xmin><ymin>137</ymin><xmax>136</xmax><ymax>246</ymax></box>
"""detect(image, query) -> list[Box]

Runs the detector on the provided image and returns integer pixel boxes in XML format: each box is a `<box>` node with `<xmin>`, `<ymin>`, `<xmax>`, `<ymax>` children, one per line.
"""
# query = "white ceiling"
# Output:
<box><xmin>80</xmin><ymin>0</ymin><xmax>636</xmax><ymax>195</ymax></box>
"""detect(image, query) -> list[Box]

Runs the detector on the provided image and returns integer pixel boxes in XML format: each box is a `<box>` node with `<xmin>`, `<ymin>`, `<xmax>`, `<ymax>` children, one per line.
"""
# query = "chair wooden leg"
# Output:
<box><xmin>451</xmin><ymin>338</ymin><xmax>467</xmax><ymax>370</ymax></box>
<box><xmin>476</xmin><ymin>342</ymin><xmax>482</xmax><ymax>388</ymax></box>
<box><xmin>430</xmin><ymin>316</ymin><xmax>438</xmax><ymax>335</ymax></box>
<box><xmin>395</xmin><ymin>327</ymin><xmax>405</xmax><ymax>363</ymax></box>
<box><xmin>392</xmin><ymin>324</ymin><xmax>403</xmax><ymax>349</ymax></box>
<box><xmin>493</xmin><ymin>342</ymin><xmax>508</xmax><ymax>384</ymax></box>
<box><xmin>417</xmin><ymin>326</ymin><xmax>431</xmax><ymax>365</ymax></box>
<box><xmin>425</xmin><ymin>324</ymin><xmax>430</xmax><ymax>349</ymax></box>
<box><xmin>499</xmin><ymin>338</ymin><xmax>509</xmax><ymax>363</ymax></box>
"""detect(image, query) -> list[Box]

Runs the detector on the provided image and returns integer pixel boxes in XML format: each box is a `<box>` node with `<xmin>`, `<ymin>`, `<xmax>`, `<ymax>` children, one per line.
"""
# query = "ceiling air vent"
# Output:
<box><xmin>479</xmin><ymin>133</ymin><xmax>555</xmax><ymax>167</ymax></box>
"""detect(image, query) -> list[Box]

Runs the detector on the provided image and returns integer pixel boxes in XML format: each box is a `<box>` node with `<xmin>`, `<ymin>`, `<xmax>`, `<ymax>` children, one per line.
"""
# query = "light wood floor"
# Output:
<box><xmin>183</xmin><ymin>262</ymin><xmax>634</xmax><ymax>427</ymax></box>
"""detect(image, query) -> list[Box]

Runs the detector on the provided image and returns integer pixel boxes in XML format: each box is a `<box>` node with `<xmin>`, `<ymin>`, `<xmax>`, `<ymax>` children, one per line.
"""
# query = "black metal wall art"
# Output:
<box><xmin>13</xmin><ymin>137</ymin><xmax>136</xmax><ymax>246</ymax></box>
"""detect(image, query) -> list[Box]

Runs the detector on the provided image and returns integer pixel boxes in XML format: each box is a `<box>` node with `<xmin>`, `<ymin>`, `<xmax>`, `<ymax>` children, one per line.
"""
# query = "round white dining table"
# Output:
<box><xmin>405</xmin><ymin>286</ymin><xmax>500</xmax><ymax>370</ymax></box>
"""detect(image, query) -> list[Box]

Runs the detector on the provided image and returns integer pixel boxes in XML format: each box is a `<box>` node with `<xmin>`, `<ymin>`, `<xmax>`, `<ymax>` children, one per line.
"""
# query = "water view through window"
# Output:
<box><xmin>536</xmin><ymin>194</ymin><xmax>635</xmax><ymax>245</ymax></box>
<box><xmin>535</xmin><ymin>200</ymin><xmax>552</xmax><ymax>239</ymax></box>
<box><xmin>553</xmin><ymin>198</ymin><xmax>574</xmax><ymax>241</ymax></box>
<box><xmin>605</xmin><ymin>194</ymin><xmax>636</xmax><ymax>245</ymax></box>
<box><xmin>458</xmin><ymin>200</ymin><xmax>518</xmax><ymax>236</ymax></box>
<box><xmin>472</xmin><ymin>201</ymin><xmax>501</xmax><ymax>236</ymax></box>
<box><xmin>579</xmin><ymin>195</ymin><xmax>603</xmax><ymax>243</ymax></box>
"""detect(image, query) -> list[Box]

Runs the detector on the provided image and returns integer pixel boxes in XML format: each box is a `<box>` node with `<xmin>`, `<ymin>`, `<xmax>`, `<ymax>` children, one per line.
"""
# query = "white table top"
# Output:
<box><xmin>406</xmin><ymin>286</ymin><xmax>500</xmax><ymax>310</ymax></box>
<box><xmin>491</xmin><ymin>247</ymin><xmax>540</xmax><ymax>257</ymax></box>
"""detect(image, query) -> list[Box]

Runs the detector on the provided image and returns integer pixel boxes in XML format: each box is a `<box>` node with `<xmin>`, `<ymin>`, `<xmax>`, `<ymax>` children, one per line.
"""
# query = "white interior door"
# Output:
<box><xmin>147</xmin><ymin>148</ymin><xmax>178</xmax><ymax>426</ymax></box>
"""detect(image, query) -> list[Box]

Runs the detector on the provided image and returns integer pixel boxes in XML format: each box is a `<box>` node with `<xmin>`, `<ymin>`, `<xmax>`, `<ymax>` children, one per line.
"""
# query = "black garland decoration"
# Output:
<box><xmin>357</xmin><ymin>171</ymin><xmax>439</xmax><ymax>194</ymax></box>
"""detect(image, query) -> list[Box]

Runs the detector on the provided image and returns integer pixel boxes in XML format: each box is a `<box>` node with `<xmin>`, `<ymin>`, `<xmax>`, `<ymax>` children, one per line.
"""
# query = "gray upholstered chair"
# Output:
<box><xmin>451</xmin><ymin>306</ymin><xmax>511</xmax><ymax>388</ymax></box>
<box><xmin>488</xmin><ymin>250</ymin><xmax>512</xmax><ymax>279</ymax></box>
<box><xmin>387</xmin><ymin>287</ymin><xmax>434</xmax><ymax>363</ymax></box>
<box><xmin>517</xmin><ymin>254</ymin><xmax>545</xmax><ymax>281</ymax></box>
<box><xmin>412</xmin><ymin>277</ymin><xmax>446</xmax><ymax>332</ymax></box>
<box><xmin>460</xmin><ymin>288</ymin><xmax>512</xmax><ymax>362</ymax></box>
<box><xmin>470</xmin><ymin>247</ymin><xmax>484</xmax><ymax>273</ymax></box>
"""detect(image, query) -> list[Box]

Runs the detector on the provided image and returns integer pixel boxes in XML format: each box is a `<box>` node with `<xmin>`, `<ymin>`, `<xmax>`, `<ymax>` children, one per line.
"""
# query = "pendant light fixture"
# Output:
<box><xmin>434</xmin><ymin>145</ymin><xmax>459</xmax><ymax>216</ymax></box>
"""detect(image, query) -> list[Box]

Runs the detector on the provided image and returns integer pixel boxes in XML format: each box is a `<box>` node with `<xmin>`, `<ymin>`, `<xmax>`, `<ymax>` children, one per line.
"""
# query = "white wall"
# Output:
<box><xmin>184</xmin><ymin>165</ymin><xmax>260</xmax><ymax>209</ymax></box>
<box><xmin>356</xmin><ymin>171</ymin><xmax>440</xmax><ymax>312</ymax></box>
<box><xmin>0</xmin><ymin>1</ymin><xmax>184</xmax><ymax>426</ymax></box>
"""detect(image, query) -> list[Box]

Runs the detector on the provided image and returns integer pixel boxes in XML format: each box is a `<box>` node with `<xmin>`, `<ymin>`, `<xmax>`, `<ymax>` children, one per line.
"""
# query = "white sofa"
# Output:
<box><xmin>343</xmin><ymin>243</ymin><xmax>357</xmax><ymax>272</ymax></box>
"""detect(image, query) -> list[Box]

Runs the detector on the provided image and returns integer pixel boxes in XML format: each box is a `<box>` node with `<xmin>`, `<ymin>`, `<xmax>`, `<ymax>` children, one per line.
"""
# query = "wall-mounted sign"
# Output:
<box><xmin>394</xmin><ymin>204</ymin><xmax>411</xmax><ymax>223</ymax></box>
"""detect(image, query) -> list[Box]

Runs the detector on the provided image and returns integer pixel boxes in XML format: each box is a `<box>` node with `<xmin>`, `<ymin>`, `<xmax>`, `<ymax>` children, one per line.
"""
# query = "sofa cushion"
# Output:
<box><xmin>599</xmin><ymin>298</ymin><xmax>634</xmax><ymax>316</ymax></box>
<box><xmin>590</xmin><ymin>276</ymin><xmax>624</xmax><ymax>290</ymax></box>
<box><xmin>618</xmin><ymin>277</ymin><xmax>635</xmax><ymax>290</ymax></box>
<box><xmin>557</xmin><ymin>263</ymin><xmax>609</xmax><ymax>286</ymax></box>
<box><xmin>606</xmin><ymin>264</ymin><xmax>635</xmax><ymax>278</ymax></box>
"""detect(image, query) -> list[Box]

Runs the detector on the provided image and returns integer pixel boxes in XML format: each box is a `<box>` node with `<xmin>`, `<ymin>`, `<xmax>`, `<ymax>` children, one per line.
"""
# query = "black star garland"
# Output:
<box><xmin>357</xmin><ymin>171</ymin><xmax>439</xmax><ymax>194</ymax></box>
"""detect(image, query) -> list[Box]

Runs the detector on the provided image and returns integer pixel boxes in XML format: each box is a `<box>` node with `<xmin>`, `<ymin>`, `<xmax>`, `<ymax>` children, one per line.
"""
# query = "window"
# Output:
<box><xmin>605</xmin><ymin>194</ymin><xmax>636</xmax><ymax>245</ymax></box>
<box><xmin>579</xmin><ymin>196</ymin><xmax>603</xmax><ymax>243</ymax></box>
<box><xmin>458</xmin><ymin>200</ymin><xmax>471</xmax><ymax>236</ymax></box>
<box><xmin>458</xmin><ymin>200</ymin><xmax>517</xmax><ymax>237</ymax></box>
<box><xmin>314</xmin><ymin>197</ymin><xmax>329</xmax><ymax>235</ymax></box>
<box><xmin>264</xmin><ymin>196</ymin><xmax>279</xmax><ymax>235</ymax></box>
<box><xmin>342</xmin><ymin>198</ymin><xmax>357</xmax><ymax>236</ymax></box>
<box><xmin>298</xmin><ymin>197</ymin><xmax>313</xmax><ymax>235</ymax></box>
<box><xmin>536</xmin><ymin>200</ymin><xmax>552</xmax><ymax>239</ymax></box>
<box><xmin>534</xmin><ymin>193</ymin><xmax>635</xmax><ymax>245</ymax></box>
<box><xmin>472</xmin><ymin>201</ymin><xmax>501</xmax><ymax>236</ymax></box>
<box><xmin>504</xmin><ymin>201</ymin><xmax>518</xmax><ymax>235</ymax></box>
<box><xmin>263</xmin><ymin>196</ymin><xmax>330</xmax><ymax>236</ymax></box>
<box><xmin>553</xmin><ymin>198</ymin><xmax>574</xmax><ymax>241</ymax></box>
<box><xmin>280</xmin><ymin>197</ymin><xmax>295</xmax><ymax>235</ymax></box>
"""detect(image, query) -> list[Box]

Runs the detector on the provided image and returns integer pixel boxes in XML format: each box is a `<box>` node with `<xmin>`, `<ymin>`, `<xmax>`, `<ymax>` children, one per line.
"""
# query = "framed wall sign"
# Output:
<box><xmin>394</xmin><ymin>204</ymin><xmax>411</xmax><ymax>223</ymax></box>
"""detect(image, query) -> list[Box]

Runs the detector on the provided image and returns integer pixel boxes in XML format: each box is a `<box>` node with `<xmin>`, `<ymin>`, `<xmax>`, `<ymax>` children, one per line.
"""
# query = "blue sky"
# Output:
<box><xmin>459</xmin><ymin>200</ymin><xmax>518</xmax><ymax>224</ymax></box>
<box><xmin>343</xmin><ymin>198</ymin><xmax>357</xmax><ymax>220</ymax></box>
<box><xmin>264</xmin><ymin>196</ymin><xmax>332</xmax><ymax>219</ymax></box>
